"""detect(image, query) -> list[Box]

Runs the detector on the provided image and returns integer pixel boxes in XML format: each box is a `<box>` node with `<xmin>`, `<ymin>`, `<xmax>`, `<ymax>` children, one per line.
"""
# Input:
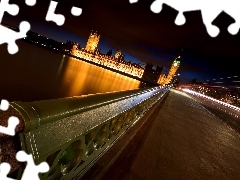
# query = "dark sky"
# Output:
<box><xmin>4</xmin><ymin>0</ymin><xmax>240</xmax><ymax>83</ymax></box>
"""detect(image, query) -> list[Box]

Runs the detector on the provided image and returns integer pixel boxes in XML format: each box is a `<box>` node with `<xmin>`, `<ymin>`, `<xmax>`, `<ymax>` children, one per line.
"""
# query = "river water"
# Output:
<box><xmin>0</xmin><ymin>40</ymin><xmax>149</xmax><ymax>102</ymax></box>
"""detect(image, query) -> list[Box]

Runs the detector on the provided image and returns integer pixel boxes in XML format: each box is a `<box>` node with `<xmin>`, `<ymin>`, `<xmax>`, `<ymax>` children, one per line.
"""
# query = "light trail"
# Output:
<box><xmin>182</xmin><ymin>88</ymin><xmax>240</xmax><ymax>112</ymax></box>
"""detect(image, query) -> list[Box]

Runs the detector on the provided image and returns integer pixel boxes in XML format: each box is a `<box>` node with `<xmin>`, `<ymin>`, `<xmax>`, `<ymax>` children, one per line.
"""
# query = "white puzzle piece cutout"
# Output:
<box><xmin>16</xmin><ymin>151</ymin><xmax>49</xmax><ymax>180</ymax></box>
<box><xmin>25</xmin><ymin>0</ymin><xmax>37</xmax><ymax>6</ymax></box>
<box><xmin>0</xmin><ymin>163</ymin><xmax>15</xmax><ymax>180</ymax></box>
<box><xmin>0</xmin><ymin>99</ymin><xmax>9</xmax><ymax>111</ymax></box>
<box><xmin>0</xmin><ymin>0</ymin><xmax>19</xmax><ymax>22</ymax></box>
<box><xmin>0</xmin><ymin>99</ymin><xmax>19</xmax><ymax>136</ymax></box>
<box><xmin>0</xmin><ymin>21</ymin><xmax>30</xmax><ymax>54</ymax></box>
<box><xmin>0</xmin><ymin>116</ymin><xmax>19</xmax><ymax>136</ymax></box>
<box><xmin>130</xmin><ymin>0</ymin><xmax>240</xmax><ymax>37</ymax></box>
<box><xmin>45</xmin><ymin>1</ymin><xmax>65</xmax><ymax>26</ymax></box>
<box><xmin>0</xmin><ymin>0</ymin><xmax>31</xmax><ymax>54</ymax></box>
<box><xmin>71</xmin><ymin>6</ymin><xmax>82</xmax><ymax>16</ymax></box>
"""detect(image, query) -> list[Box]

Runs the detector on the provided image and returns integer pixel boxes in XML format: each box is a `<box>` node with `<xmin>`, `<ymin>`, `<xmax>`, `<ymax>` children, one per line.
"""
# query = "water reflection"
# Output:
<box><xmin>0</xmin><ymin>40</ymin><xmax>146</xmax><ymax>102</ymax></box>
<box><xmin>61</xmin><ymin>57</ymin><xmax>141</xmax><ymax>97</ymax></box>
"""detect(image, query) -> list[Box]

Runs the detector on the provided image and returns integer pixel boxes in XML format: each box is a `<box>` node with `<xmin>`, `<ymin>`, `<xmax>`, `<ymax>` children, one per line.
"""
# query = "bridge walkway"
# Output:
<box><xmin>83</xmin><ymin>89</ymin><xmax>240</xmax><ymax>180</ymax></box>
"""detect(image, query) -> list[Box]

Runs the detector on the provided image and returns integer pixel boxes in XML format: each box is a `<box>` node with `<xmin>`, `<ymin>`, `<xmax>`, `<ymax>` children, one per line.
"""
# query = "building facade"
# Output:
<box><xmin>70</xmin><ymin>31</ymin><xmax>144</xmax><ymax>78</ymax></box>
<box><xmin>68</xmin><ymin>30</ymin><xmax>180</xmax><ymax>85</ymax></box>
<box><xmin>85</xmin><ymin>31</ymin><xmax>100</xmax><ymax>53</ymax></box>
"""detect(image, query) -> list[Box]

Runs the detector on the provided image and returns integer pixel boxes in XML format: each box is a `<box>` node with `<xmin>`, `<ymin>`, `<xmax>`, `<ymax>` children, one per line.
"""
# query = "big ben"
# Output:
<box><xmin>158</xmin><ymin>56</ymin><xmax>180</xmax><ymax>85</ymax></box>
<box><xmin>165</xmin><ymin>56</ymin><xmax>181</xmax><ymax>84</ymax></box>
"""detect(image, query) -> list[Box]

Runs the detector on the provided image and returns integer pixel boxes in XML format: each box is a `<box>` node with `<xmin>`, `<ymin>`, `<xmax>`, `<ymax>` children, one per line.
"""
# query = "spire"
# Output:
<box><xmin>177</xmin><ymin>49</ymin><xmax>183</xmax><ymax>60</ymax></box>
<box><xmin>85</xmin><ymin>30</ymin><xmax>100</xmax><ymax>53</ymax></box>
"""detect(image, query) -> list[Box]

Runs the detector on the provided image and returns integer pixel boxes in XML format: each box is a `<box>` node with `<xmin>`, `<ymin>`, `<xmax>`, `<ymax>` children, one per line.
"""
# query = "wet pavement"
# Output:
<box><xmin>101</xmin><ymin>89</ymin><xmax>240</xmax><ymax>180</ymax></box>
<box><xmin>190</xmin><ymin>95</ymin><xmax>240</xmax><ymax>135</ymax></box>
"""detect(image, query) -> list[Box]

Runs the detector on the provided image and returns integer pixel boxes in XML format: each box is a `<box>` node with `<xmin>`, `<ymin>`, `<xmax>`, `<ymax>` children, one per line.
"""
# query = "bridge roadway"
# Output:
<box><xmin>83</xmin><ymin>89</ymin><xmax>240</xmax><ymax>180</ymax></box>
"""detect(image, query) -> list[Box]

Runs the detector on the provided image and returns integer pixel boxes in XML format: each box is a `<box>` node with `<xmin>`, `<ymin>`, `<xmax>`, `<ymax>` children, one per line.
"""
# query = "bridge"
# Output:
<box><xmin>1</xmin><ymin>85</ymin><xmax>240</xmax><ymax>179</ymax></box>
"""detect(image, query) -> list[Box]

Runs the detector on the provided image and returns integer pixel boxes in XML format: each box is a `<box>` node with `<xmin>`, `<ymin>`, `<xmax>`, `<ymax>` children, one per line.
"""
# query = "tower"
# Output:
<box><xmin>115</xmin><ymin>48</ymin><xmax>122</xmax><ymax>59</ymax></box>
<box><xmin>165</xmin><ymin>56</ymin><xmax>181</xmax><ymax>84</ymax></box>
<box><xmin>141</xmin><ymin>62</ymin><xmax>153</xmax><ymax>81</ymax></box>
<box><xmin>155</xmin><ymin>65</ymin><xmax>163</xmax><ymax>78</ymax></box>
<box><xmin>71</xmin><ymin>43</ymin><xmax>78</xmax><ymax>54</ymax></box>
<box><xmin>85</xmin><ymin>31</ymin><xmax>100</xmax><ymax>53</ymax></box>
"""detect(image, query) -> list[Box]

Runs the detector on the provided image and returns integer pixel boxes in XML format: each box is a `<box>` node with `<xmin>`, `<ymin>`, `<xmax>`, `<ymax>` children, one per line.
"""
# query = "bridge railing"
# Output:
<box><xmin>4</xmin><ymin>86</ymin><xmax>169</xmax><ymax>179</ymax></box>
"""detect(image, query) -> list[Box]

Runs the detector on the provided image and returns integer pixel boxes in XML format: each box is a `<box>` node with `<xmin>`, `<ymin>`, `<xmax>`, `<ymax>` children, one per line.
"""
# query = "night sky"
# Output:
<box><xmin>3</xmin><ymin>0</ymin><xmax>240</xmax><ymax>83</ymax></box>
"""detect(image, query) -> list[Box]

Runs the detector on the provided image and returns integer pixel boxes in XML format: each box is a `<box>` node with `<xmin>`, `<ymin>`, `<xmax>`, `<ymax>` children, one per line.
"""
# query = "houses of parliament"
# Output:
<box><xmin>67</xmin><ymin>31</ymin><xmax>180</xmax><ymax>86</ymax></box>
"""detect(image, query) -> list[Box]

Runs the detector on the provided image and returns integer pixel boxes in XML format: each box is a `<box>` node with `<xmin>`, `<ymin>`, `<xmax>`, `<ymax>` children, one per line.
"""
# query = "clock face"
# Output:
<box><xmin>174</xmin><ymin>62</ymin><xmax>178</xmax><ymax>67</ymax></box>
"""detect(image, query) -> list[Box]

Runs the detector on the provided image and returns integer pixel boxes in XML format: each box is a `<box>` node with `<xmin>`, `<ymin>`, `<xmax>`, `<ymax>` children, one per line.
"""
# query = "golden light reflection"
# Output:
<box><xmin>71</xmin><ymin>45</ymin><xmax>144</xmax><ymax>79</ymax></box>
<box><xmin>67</xmin><ymin>31</ymin><xmax>181</xmax><ymax>86</ymax></box>
<box><xmin>61</xmin><ymin>57</ymin><xmax>141</xmax><ymax>97</ymax></box>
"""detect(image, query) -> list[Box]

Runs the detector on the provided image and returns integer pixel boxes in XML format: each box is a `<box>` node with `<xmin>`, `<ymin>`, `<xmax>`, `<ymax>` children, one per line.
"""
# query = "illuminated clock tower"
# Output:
<box><xmin>165</xmin><ymin>56</ymin><xmax>181</xmax><ymax>84</ymax></box>
<box><xmin>85</xmin><ymin>31</ymin><xmax>100</xmax><ymax>53</ymax></box>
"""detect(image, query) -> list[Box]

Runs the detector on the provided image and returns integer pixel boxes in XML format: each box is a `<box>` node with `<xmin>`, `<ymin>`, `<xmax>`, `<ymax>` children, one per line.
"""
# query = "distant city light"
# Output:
<box><xmin>182</xmin><ymin>88</ymin><xmax>240</xmax><ymax>111</ymax></box>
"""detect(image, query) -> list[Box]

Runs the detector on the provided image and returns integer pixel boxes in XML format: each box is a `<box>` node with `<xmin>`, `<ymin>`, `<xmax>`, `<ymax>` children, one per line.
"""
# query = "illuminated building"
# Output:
<box><xmin>69</xmin><ymin>31</ymin><xmax>181</xmax><ymax>84</ymax></box>
<box><xmin>71</xmin><ymin>43</ymin><xmax>78</xmax><ymax>54</ymax></box>
<box><xmin>85</xmin><ymin>31</ymin><xmax>100</xmax><ymax>53</ymax></box>
<box><xmin>70</xmin><ymin>31</ymin><xmax>144</xmax><ymax>78</ymax></box>
<box><xmin>158</xmin><ymin>56</ymin><xmax>181</xmax><ymax>85</ymax></box>
<box><xmin>158</xmin><ymin>73</ymin><xmax>167</xmax><ymax>85</ymax></box>
<box><xmin>115</xmin><ymin>48</ymin><xmax>122</xmax><ymax>59</ymax></box>
<box><xmin>166</xmin><ymin>56</ymin><xmax>181</xmax><ymax>83</ymax></box>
